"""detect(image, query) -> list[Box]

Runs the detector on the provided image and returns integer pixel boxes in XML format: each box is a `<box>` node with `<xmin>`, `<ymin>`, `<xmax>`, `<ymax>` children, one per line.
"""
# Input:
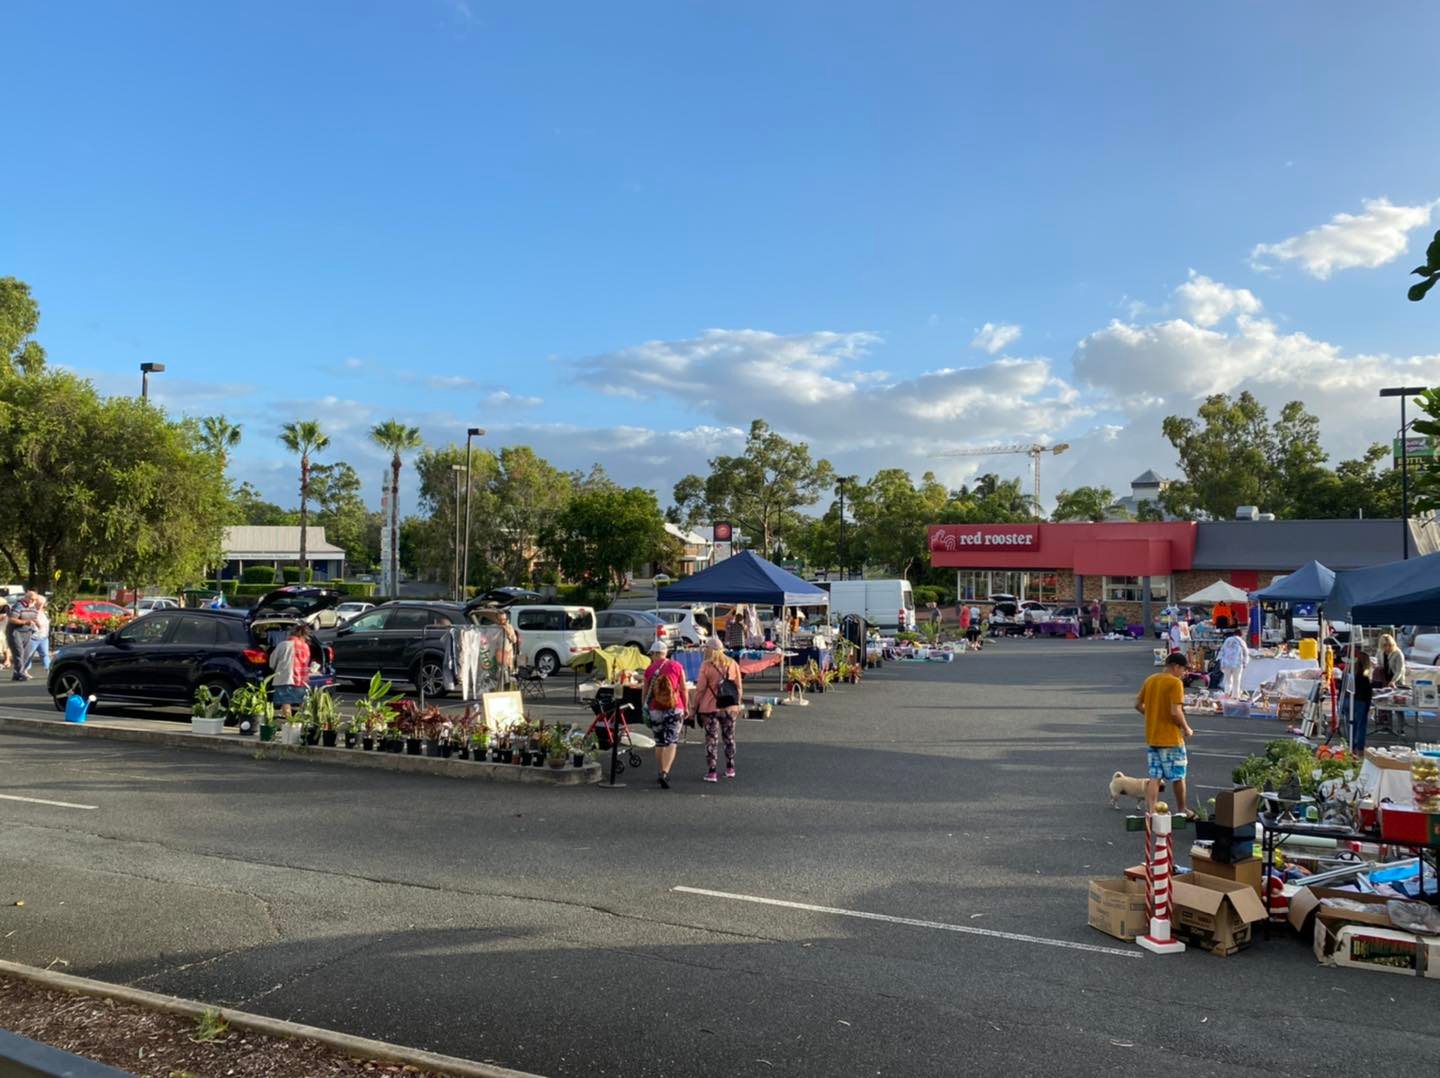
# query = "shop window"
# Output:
<box><xmin>1104</xmin><ymin>576</ymin><xmax>1171</xmax><ymax>602</ymax></box>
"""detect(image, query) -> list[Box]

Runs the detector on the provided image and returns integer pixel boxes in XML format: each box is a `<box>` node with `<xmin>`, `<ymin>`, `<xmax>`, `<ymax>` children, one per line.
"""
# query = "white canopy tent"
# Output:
<box><xmin>1181</xmin><ymin>580</ymin><xmax>1250</xmax><ymax>605</ymax></box>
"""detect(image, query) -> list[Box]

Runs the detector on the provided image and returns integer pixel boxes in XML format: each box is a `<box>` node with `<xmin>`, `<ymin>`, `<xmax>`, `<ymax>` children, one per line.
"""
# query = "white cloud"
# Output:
<box><xmin>1250</xmin><ymin>197</ymin><xmax>1438</xmax><ymax>279</ymax></box>
<box><xmin>342</xmin><ymin>357</ymin><xmax>366</xmax><ymax>370</ymax></box>
<box><xmin>1173</xmin><ymin>270</ymin><xmax>1261</xmax><ymax>327</ymax></box>
<box><xmin>969</xmin><ymin>322</ymin><xmax>1023</xmax><ymax>354</ymax></box>
<box><xmin>484</xmin><ymin>388</ymin><xmax>544</xmax><ymax>408</ymax></box>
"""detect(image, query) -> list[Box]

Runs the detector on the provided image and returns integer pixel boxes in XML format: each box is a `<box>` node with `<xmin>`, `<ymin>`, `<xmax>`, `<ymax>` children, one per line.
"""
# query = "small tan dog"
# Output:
<box><xmin>1108</xmin><ymin>770</ymin><xmax>1163</xmax><ymax>809</ymax></box>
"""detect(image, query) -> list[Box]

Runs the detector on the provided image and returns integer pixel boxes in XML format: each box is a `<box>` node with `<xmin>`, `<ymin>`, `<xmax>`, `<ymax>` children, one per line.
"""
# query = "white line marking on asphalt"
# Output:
<box><xmin>673</xmin><ymin>886</ymin><xmax>1141</xmax><ymax>960</ymax></box>
<box><xmin>0</xmin><ymin>793</ymin><xmax>97</xmax><ymax>810</ymax></box>
<box><xmin>1188</xmin><ymin>751</ymin><xmax>1250</xmax><ymax>760</ymax></box>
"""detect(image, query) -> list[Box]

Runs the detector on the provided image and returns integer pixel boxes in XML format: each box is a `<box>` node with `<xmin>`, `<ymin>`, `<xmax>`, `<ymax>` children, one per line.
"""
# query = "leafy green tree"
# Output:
<box><xmin>0</xmin><ymin>277</ymin><xmax>46</xmax><ymax>376</ymax></box>
<box><xmin>369</xmin><ymin>419</ymin><xmax>424</xmax><ymax>592</ymax></box>
<box><xmin>672</xmin><ymin>419</ymin><xmax>834</xmax><ymax>558</ymax></box>
<box><xmin>1407</xmin><ymin>231</ymin><xmax>1440</xmax><ymax>302</ymax></box>
<box><xmin>231</xmin><ymin>482</ymin><xmax>294</xmax><ymax>526</ymax></box>
<box><xmin>309</xmin><ymin>461</ymin><xmax>378</xmax><ymax>566</ymax></box>
<box><xmin>412</xmin><ymin>444</ymin><xmax>502</xmax><ymax>588</ymax></box>
<box><xmin>199</xmin><ymin>415</ymin><xmax>242</xmax><ymax>471</ymax></box>
<box><xmin>1408</xmin><ymin>387</ymin><xmax>1440</xmax><ymax>514</ymax></box>
<box><xmin>849</xmin><ymin>469</ymin><xmax>949</xmax><ymax>579</ymax></box>
<box><xmin>1135</xmin><ymin>500</ymin><xmax>1166</xmax><ymax>522</ymax></box>
<box><xmin>1051</xmin><ymin>485</ymin><xmax>1117</xmax><ymax>522</ymax></box>
<box><xmin>278</xmin><ymin>420</ymin><xmax>329</xmax><ymax>572</ymax></box>
<box><xmin>545</xmin><ymin>484</ymin><xmax>672</xmax><ymax>602</ymax></box>
<box><xmin>1288</xmin><ymin>443</ymin><xmax>1403</xmax><ymax>519</ymax></box>
<box><xmin>1160</xmin><ymin>393</ymin><xmax>1325</xmax><ymax>520</ymax></box>
<box><xmin>493</xmin><ymin>446</ymin><xmax>573</xmax><ymax>583</ymax></box>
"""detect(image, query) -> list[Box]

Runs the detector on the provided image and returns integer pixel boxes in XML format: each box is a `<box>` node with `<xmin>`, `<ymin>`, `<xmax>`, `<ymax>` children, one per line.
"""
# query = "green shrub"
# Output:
<box><xmin>282</xmin><ymin>566</ymin><xmax>314</xmax><ymax>584</ymax></box>
<box><xmin>231</xmin><ymin>583</ymin><xmax>275</xmax><ymax>599</ymax></box>
<box><xmin>331</xmin><ymin>580</ymin><xmax>377</xmax><ymax>597</ymax></box>
<box><xmin>240</xmin><ymin>566</ymin><xmax>277</xmax><ymax>584</ymax></box>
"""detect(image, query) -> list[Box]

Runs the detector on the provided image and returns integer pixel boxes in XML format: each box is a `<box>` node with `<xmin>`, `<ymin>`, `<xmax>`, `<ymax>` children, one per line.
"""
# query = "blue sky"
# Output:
<box><xmin>6</xmin><ymin>2</ymin><xmax>1440</xmax><ymax>511</ymax></box>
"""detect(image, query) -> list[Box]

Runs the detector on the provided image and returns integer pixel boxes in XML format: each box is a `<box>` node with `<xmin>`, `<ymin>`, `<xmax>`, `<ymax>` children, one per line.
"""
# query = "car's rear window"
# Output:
<box><xmin>567</xmin><ymin>610</ymin><xmax>594</xmax><ymax>631</ymax></box>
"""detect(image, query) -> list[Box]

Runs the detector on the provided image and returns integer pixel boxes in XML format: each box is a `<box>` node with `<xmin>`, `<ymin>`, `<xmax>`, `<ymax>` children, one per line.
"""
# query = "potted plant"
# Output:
<box><xmin>352</xmin><ymin>672</ymin><xmax>400</xmax><ymax>750</ymax></box>
<box><xmin>393</xmin><ymin>699</ymin><xmax>423</xmax><ymax>755</ymax></box>
<box><xmin>231</xmin><ymin>678</ymin><xmax>276</xmax><ymax>741</ymax></box>
<box><xmin>190</xmin><ymin>684</ymin><xmax>226</xmax><ymax>737</ymax></box>
<box><xmin>342</xmin><ymin>712</ymin><xmax>359</xmax><ymax>749</ymax></box>
<box><xmin>304</xmin><ymin>689</ymin><xmax>340</xmax><ymax>747</ymax></box>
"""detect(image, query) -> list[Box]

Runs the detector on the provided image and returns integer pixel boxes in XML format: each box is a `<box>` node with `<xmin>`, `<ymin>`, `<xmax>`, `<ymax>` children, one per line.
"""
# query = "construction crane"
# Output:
<box><xmin>934</xmin><ymin>442</ymin><xmax>1070</xmax><ymax>506</ymax></box>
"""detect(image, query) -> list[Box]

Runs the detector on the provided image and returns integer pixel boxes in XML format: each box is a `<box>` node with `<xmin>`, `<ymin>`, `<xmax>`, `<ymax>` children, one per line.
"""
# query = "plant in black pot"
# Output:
<box><xmin>420</xmin><ymin>705</ymin><xmax>449</xmax><ymax>757</ymax></box>
<box><xmin>353</xmin><ymin>671</ymin><xmax>401</xmax><ymax>751</ymax></box>
<box><xmin>231</xmin><ymin>678</ymin><xmax>274</xmax><ymax>741</ymax></box>
<box><xmin>450</xmin><ymin>703</ymin><xmax>478</xmax><ymax>760</ymax></box>
<box><xmin>303</xmin><ymin>688</ymin><xmax>341</xmax><ymax>747</ymax></box>
<box><xmin>394</xmin><ymin>699</ymin><xmax>423</xmax><ymax>755</ymax></box>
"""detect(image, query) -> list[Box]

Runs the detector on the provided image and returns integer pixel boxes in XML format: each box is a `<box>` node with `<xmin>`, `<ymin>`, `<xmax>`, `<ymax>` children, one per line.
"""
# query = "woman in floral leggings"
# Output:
<box><xmin>690</xmin><ymin>637</ymin><xmax>743</xmax><ymax>782</ymax></box>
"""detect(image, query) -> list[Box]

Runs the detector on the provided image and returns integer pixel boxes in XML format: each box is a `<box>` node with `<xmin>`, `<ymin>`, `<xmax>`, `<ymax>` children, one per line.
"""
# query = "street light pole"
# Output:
<box><xmin>451</xmin><ymin>464</ymin><xmax>466</xmax><ymax>600</ymax></box>
<box><xmin>462</xmin><ymin>427</ymin><xmax>485</xmax><ymax>596</ymax></box>
<box><xmin>140</xmin><ymin>361</ymin><xmax>165</xmax><ymax>400</ymax></box>
<box><xmin>837</xmin><ymin>477</ymin><xmax>847</xmax><ymax>581</ymax></box>
<box><xmin>1380</xmin><ymin>387</ymin><xmax>1427</xmax><ymax>559</ymax></box>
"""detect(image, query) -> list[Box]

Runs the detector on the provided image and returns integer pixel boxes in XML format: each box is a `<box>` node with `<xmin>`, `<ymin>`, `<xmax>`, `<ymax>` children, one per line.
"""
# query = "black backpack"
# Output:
<box><xmin>715</xmin><ymin>669</ymin><xmax>740</xmax><ymax>709</ymax></box>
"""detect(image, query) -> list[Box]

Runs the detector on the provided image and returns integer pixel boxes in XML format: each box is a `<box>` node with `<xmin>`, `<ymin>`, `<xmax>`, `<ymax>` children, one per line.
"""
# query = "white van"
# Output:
<box><xmin>826</xmin><ymin>579</ymin><xmax>915</xmax><ymax>632</ymax></box>
<box><xmin>506</xmin><ymin>605</ymin><xmax>601</xmax><ymax>676</ymax></box>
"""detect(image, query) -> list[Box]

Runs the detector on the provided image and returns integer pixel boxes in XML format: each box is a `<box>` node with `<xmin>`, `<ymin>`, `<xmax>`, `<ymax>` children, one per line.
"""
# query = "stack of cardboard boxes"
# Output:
<box><xmin>1289</xmin><ymin>887</ymin><xmax>1440</xmax><ymax>978</ymax></box>
<box><xmin>1169</xmin><ymin>787</ymin><xmax>1267</xmax><ymax>955</ymax></box>
<box><xmin>1190</xmin><ymin>787</ymin><xmax>1262</xmax><ymax>896</ymax></box>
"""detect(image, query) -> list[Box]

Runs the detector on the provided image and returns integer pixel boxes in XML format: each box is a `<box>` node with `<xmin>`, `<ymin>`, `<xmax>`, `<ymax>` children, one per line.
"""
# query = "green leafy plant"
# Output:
<box><xmin>191</xmin><ymin>685</ymin><xmax>225</xmax><ymax>720</ymax></box>
<box><xmin>302</xmin><ymin>688</ymin><xmax>340</xmax><ymax>730</ymax></box>
<box><xmin>352</xmin><ymin>671</ymin><xmax>401</xmax><ymax>734</ymax></box>
<box><xmin>228</xmin><ymin>676</ymin><xmax>274</xmax><ymax>726</ymax></box>
<box><xmin>190</xmin><ymin>1008</ymin><xmax>228</xmax><ymax>1043</ymax></box>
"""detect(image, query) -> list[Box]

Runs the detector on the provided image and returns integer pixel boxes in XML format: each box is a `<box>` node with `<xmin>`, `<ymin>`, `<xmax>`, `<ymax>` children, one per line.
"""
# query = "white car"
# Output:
<box><xmin>654</xmin><ymin>607</ymin><xmax>710</xmax><ymax>646</ymax></box>
<box><xmin>504</xmin><ymin>605</ymin><xmax>601</xmax><ymax>676</ymax></box>
<box><xmin>334</xmin><ymin>601</ymin><xmax>376</xmax><ymax>621</ymax></box>
<box><xmin>1409</xmin><ymin>631</ymin><xmax>1440</xmax><ymax>667</ymax></box>
<box><xmin>136</xmin><ymin>596</ymin><xmax>180</xmax><ymax>613</ymax></box>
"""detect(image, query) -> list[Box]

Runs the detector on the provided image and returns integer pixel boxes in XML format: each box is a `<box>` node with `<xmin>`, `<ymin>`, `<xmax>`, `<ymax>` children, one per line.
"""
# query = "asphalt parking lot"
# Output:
<box><xmin>2</xmin><ymin>639</ymin><xmax>1437</xmax><ymax>1077</ymax></box>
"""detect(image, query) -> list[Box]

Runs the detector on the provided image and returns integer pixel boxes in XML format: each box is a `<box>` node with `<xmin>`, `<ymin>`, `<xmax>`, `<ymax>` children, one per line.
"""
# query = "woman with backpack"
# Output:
<box><xmin>643</xmin><ymin>639</ymin><xmax>687</xmax><ymax>789</ymax></box>
<box><xmin>691</xmin><ymin>636</ymin><xmax>743</xmax><ymax>783</ymax></box>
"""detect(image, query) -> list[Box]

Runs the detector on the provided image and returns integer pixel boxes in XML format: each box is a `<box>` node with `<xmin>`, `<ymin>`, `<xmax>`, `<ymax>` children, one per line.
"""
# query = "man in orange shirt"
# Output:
<box><xmin>1135</xmin><ymin>652</ymin><xmax>1195</xmax><ymax>816</ymax></box>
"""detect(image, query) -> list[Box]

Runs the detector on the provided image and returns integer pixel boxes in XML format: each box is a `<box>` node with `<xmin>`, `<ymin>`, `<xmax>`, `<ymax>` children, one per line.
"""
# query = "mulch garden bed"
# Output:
<box><xmin>0</xmin><ymin>974</ymin><xmax>452</xmax><ymax>1077</ymax></box>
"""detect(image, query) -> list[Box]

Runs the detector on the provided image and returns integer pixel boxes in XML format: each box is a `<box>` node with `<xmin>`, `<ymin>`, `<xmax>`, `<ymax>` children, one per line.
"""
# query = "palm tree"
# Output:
<box><xmin>369</xmin><ymin>419</ymin><xmax>423</xmax><ymax>595</ymax></box>
<box><xmin>199</xmin><ymin>416</ymin><xmax>243</xmax><ymax>470</ymax></box>
<box><xmin>278</xmin><ymin>420</ymin><xmax>329</xmax><ymax>576</ymax></box>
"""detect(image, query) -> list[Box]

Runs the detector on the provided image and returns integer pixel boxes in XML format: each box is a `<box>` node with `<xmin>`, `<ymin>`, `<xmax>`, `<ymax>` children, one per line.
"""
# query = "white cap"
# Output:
<box><xmin>649</xmin><ymin>639</ymin><xmax>669</xmax><ymax>654</ymax></box>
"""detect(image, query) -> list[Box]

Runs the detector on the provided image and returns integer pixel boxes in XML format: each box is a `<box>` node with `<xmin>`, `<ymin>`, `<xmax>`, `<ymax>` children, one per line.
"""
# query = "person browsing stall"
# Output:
<box><xmin>269</xmin><ymin>622</ymin><xmax>312</xmax><ymax>722</ymax></box>
<box><xmin>1135</xmin><ymin>652</ymin><xmax>1195</xmax><ymax>817</ymax></box>
<box><xmin>690</xmin><ymin>636</ymin><xmax>743</xmax><ymax>782</ymax></box>
<box><xmin>643</xmin><ymin>639</ymin><xmax>687</xmax><ymax>789</ymax></box>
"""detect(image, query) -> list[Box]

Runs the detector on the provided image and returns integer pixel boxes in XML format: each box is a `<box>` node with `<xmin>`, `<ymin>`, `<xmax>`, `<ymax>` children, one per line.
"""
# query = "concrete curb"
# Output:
<box><xmin>0</xmin><ymin>958</ymin><xmax>543</xmax><ymax>1077</ymax></box>
<box><xmin>0</xmin><ymin>713</ymin><xmax>600</xmax><ymax>786</ymax></box>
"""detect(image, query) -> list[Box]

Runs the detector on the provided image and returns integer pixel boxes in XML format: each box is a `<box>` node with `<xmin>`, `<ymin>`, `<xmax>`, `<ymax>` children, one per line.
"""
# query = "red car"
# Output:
<box><xmin>64</xmin><ymin>600</ymin><xmax>134</xmax><ymax>631</ymax></box>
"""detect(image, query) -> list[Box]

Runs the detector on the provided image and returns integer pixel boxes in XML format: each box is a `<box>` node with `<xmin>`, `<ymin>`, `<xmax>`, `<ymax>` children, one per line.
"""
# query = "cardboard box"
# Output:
<box><xmin>1314</xmin><ymin>920</ymin><xmax>1427</xmax><ymax>976</ymax></box>
<box><xmin>1170</xmin><ymin>872</ymin><xmax>1267</xmax><ymax>955</ymax></box>
<box><xmin>1088</xmin><ymin>877</ymin><xmax>1149</xmax><ymax>942</ymax></box>
<box><xmin>1212</xmin><ymin>787</ymin><xmax>1260</xmax><ymax>828</ymax></box>
<box><xmin>1287</xmin><ymin>885</ymin><xmax>1397</xmax><ymax>936</ymax></box>
<box><xmin>1190</xmin><ymin>846</ymin><xmax>1263</xmax><ymax>895</ymax></box>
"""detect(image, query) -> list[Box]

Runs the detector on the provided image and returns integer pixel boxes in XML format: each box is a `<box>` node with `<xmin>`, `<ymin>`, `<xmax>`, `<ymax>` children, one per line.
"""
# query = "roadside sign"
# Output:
<box><xmin>1393</xmin><ymin>435</ymin><xmax>1437</xmax><ymax>466</ymax></box>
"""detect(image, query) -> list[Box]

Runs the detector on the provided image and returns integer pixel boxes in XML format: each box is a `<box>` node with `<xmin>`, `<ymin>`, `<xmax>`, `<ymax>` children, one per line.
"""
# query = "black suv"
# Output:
<box><xmin>47</xmin><ymin>587</ymin><xmax>341</xmax><ymax>713</ymax></box>
<box><xmin>317</xmin><ymin>599</ymin><xmax>484</xmax><ymax>697</ymax></box>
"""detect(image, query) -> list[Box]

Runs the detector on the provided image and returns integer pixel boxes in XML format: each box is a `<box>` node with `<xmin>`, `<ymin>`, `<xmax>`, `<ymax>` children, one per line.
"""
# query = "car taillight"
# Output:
<box><xmin>322</xmin><ymin>645</ymin><xmax>333</xmax><ymax>663</ymax></box>
<box><xmin>242</xmin><ymin>647</ymin><xmax>268</xmax><ymax>665</ymax></box>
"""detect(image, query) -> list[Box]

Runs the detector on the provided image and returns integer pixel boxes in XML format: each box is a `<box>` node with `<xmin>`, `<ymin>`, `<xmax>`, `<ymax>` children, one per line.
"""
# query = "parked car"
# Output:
<box><xmin>136</xmin><ymin>596</ymin><xmax>181</xmax><ymax>613</ymax></box>
<box><xmin>1404</xmin><ymin>626</ymin><xmax>1440</xmax><ymax>667</ymax></box>
<box><xmin>597</xmin><ymin>609</ymin><xmax>669</xmax><ymax>650</ymax></box>
<box><xmin>63</xmin><ymin>600</ymin><xmax>134</xmax><ymax>630</ymax></box>
<box><xmin>46</xmin><ymin>587</ymin><xmax>341</xmax><ymax>714</ymax></box>
<box><xmin>318</xmin><ymin>600</ymin><xmax>476</xmax><ymax>697</ymax></box>
<box><xmin>653</xmin><ymin>607</ymin><xmax>710</xmax><ymax>646</ymax></box>
<box><xmin>489</xmin><ymin>604</ymin><xmax>599</xmax><ymax>676</ymax></box>
<box><xmin>473</xmin><ymin>586</ymin><xmax>543</xmax><ymax>608</ymax></box>
<box><xmin>334</xmin><ymin>600</ymin><xmax>375</xmax><ymax>620</ymax></box>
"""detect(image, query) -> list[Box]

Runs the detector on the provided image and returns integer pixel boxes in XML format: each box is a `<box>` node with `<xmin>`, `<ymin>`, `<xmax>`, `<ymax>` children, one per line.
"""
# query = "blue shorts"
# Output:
<box><xmin>272</xmin><ymin>685</ymin><xmax>307</xmax><ymax>707</ymax></box>
<box><xmin>1146</xmin><ymin>746</ymin><xmax>1187</xmax><ymax>781</ymax></box>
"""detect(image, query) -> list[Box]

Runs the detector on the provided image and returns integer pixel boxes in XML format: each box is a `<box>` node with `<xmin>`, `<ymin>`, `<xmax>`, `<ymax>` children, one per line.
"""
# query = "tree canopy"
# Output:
<box><xmin>1051</xmin><ymin>486</ymin><xmax>1118</xmax><ymax>522</ymax></box>
<box><xmin>672</xmin><ymin>420</ymin><xmax>833</xmax><ymax>558</ymax></box>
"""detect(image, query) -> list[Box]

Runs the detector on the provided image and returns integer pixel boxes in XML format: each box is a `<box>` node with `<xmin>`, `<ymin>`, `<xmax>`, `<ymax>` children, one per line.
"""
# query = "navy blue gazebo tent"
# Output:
<box><xmin>1328</xmin><ymin>551</ymin><xmax>1440</xmax><ymax>625</ymax></box>
<box><xmin>657</xmin><ymin>550</ymin><xmax>829</xmax><ymax>608</ymax></box>
<box><xmin>1252</xmin><ymin>560</ymin><xmax>1336</xmax><ymax>604</ymax></box>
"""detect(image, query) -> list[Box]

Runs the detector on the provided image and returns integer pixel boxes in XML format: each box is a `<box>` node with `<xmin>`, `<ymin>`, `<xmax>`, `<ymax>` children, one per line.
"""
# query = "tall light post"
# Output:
<box><xmin>836</xmin><ymin>477</ymin><xmax>849</xmax><ymax>581</ymax></box>
<box><xmin>462</xmin><ymin>427</ymin><xmax>485</xmax><ymax>596</ymax></box>
<box><xmin>140</xmin><ymin>361</ymin><xmax>165</xmax><ymax>400</ymax></box>
<box><xmin>1380</xmin><ymin>387</ymin><xmax>1427</xmax><ymax>559</ymax></box>
<box><xmin>451</xmin><ymin>464</ymin><xmax>466</xmax><ymax>600</ymax></box>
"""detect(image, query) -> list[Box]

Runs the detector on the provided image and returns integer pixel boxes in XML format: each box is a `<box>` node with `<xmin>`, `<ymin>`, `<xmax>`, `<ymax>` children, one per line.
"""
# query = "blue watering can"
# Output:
<box><xmin>64</xmin><ymin>694</ymin><xmax>95</xmax><ymax>724</ymax></box>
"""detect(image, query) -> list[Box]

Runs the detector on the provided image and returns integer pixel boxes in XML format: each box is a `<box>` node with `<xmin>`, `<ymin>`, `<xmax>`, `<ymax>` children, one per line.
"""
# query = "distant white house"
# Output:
<box><xmin>221</xmin><ymin>526</ymin><xmax>347</xmax><ymax>580</ymax></box>
<box><xmin>663</xmin><ymin>523</ymin><xmax>713</xmax><ymax>576</ymax></box>
<box><xmin>1107</xmin><ymin>470</ymin><xmax>1174</xmax><ymax>520</ymax></box>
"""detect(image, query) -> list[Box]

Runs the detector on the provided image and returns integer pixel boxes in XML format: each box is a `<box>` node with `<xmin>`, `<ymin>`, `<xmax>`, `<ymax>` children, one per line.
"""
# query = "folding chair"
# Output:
<box><xmin>518</xmin><ymin>665</ymin><xmax>547</xmax><ymax>700</ymax></box>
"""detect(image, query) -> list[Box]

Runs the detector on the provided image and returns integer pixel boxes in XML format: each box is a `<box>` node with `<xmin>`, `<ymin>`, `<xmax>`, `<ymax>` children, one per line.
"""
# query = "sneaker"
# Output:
<box><xmin>657</xmin><ymin>772</ymin><xmax>671</xmax><ymax>789</ymax></box>
<box><xmin>703</xmin><ymin>771</ymin><xmax>718</xmax><ymax>783</ymax></box>
<box><xmin>725</xmin><ymin>767</ymin><xmax>736</xmax><ymax>779</ymax></box>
